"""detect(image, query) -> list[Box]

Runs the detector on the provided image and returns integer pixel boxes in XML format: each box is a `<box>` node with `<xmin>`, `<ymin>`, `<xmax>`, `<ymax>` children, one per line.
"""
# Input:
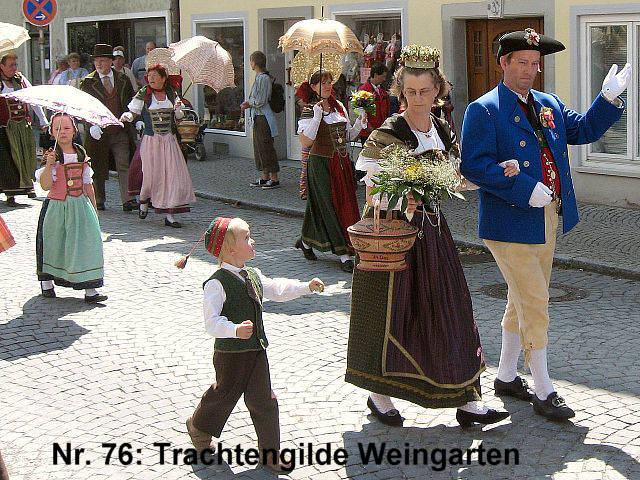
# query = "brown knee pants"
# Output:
<box><xmin>192</xmin><ymin>350</ymin><xmax>280</xmax><ymax>451</ymax></box>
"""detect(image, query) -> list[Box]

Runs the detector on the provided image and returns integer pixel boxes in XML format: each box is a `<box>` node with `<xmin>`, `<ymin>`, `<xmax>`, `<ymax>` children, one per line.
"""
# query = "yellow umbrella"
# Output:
<box><xmin>290</xmin><ymin>51</ymin><xmax>343</xmax><ymax>87</ymax></box>
<box><xmin>278</xmin><ymin>18</ymin><xmax>362</xmax><ymax>54</ymax></box>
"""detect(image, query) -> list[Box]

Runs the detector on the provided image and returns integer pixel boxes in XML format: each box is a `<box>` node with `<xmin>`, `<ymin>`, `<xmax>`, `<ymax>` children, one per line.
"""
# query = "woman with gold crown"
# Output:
<box><xmin>346</xmin><ymin>45</ymin><xmax>514</xmax><ymax>428</ymax></box>
<box><xmin>294</xmin><ymin>61</ymin><xmax>366</xmax><ymax>272</ymax></box>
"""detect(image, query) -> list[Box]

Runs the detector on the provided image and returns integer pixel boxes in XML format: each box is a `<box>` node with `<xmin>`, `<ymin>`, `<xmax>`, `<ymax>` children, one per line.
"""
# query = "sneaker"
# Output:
<box><xmin>250</xmin><ymin>179</ymin><xmax>268</xmax><ymax>187</ymax></box>
<box><xmin>262</xmin><ymin>180</ymin><xmax>281</xmax><ymax>189</ymax></box>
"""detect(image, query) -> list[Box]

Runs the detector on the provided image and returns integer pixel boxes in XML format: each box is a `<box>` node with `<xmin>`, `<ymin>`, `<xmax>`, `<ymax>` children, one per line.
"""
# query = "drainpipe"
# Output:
<box><xmin>170</xmin><ymin>0</ymin><xmax>180</xmax><ymax>43</ymax></box>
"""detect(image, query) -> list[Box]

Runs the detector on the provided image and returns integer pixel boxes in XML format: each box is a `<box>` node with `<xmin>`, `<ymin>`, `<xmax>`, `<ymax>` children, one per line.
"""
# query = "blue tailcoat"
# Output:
<box><xmin>460</xmin><ymin>82</ymin><xmax>624</xmax><ymax>244</ymax></box>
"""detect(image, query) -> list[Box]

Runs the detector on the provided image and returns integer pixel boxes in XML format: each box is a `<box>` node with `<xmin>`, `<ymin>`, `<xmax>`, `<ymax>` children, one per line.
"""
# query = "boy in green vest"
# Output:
<box><xmin>186</xmin><ymin>216</ymin><xmax>324</xmax><ymax>474</ymax></box>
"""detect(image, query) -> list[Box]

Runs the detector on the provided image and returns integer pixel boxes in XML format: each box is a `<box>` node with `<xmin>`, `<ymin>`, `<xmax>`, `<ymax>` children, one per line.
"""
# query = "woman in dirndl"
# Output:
<box><xmin>347</xmin><ymin>45</ymin><xmax>512</xmax><ymax>428</ymax></box>
<box><xmin>35</xmin><ymin>113</ymin><xmax>107</xmax><ymax>303</ymax></box>
<box><xmin>295</xmin><ymin>70</ymin><xmax>365</xmax><ymax>272</ymax></box>
<box><xmin>120</xmin><ymin>64</ymin><xmax>195</xmax><ymax>228</ymax></box>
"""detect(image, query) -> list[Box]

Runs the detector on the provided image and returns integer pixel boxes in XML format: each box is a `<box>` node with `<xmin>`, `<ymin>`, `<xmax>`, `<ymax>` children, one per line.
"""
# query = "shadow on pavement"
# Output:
<box><xmin>0</xmin><ymin>295</ymin><xmax>92</xmax><ymax>361</ymax></box>
<box><xmin>341</xmin><ymin>409</ymin><xmax>639</xmax><ymax>478</ymax></box>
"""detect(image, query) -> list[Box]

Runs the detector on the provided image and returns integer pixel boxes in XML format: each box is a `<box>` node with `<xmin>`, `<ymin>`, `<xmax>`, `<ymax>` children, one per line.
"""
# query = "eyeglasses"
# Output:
<box><xmin>404</xmin><ymin>87</ymin><xmax>435</xmax><ymax>98</ymax></box>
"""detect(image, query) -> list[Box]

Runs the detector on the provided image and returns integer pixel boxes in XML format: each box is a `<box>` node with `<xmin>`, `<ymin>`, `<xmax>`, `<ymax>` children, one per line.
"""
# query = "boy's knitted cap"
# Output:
<box><xmin>205</xmin><ymin>217</ymin><xmax>231</xmax><ymax>257</ymax></box>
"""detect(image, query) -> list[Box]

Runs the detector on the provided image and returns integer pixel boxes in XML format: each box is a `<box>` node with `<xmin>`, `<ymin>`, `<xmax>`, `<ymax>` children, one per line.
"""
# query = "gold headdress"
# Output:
<box><xmin>400</xmin><ymin>44</ymin><xmax>440</xmax><ymax>69</ymax></box>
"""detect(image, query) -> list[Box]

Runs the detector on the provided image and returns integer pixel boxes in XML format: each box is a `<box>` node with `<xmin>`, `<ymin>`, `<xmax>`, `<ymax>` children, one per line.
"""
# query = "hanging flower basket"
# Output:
<box><xmin>347</xmin><ymin>201</ymin><xmax>418</xmax><ymax>271</ymax></box>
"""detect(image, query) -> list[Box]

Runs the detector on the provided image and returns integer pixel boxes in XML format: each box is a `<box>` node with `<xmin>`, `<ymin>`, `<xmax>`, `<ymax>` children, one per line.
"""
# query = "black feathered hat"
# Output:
<box><xmin>496</xmin><ymin>28</ymin><xmax>565</xmax><ymax>64</ymax></box>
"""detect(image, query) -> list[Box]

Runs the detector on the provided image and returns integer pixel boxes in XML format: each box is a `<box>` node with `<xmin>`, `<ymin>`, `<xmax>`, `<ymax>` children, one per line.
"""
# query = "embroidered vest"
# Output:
<box><xmin>47</xmin><ymin>145</ymin><xmax>90</xmax><ymax>201</ymax></box>
<box><xmin>310</xmin><ymin>119</ymin><xmax>349</xmax><ymax>158</ymax></box>
<box><xmin>0</xmin><ymin>75</ymin><xmax>29</xmax><ymax>126</ymax></box>
<box><xmin>204</xmin><ymin>267</ymin><xmax>268</xmax><ymax>353</ymax></box>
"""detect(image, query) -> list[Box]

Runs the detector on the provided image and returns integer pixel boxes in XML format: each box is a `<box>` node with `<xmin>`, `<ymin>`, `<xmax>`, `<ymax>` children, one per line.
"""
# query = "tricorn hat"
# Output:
<box><xmin>496</xmin><ymin>28</ymin><xmax>565</xmax><ymax>64</ymax></box>
<box><xmin>92</xmin><ymin>44</ymin><xmax>114</xmax><ymax>59</ymax></box>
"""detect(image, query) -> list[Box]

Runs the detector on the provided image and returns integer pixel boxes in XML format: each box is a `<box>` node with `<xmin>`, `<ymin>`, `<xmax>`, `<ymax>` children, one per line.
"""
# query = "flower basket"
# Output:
<box><xmin>347</xmin><ymin>201</ymin><xmax>418</xmax><ymax>271</ymax></box>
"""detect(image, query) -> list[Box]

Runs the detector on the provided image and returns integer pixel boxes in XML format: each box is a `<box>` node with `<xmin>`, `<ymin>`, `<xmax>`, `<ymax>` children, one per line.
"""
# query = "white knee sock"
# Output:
<box><xmin>369</xmin><ymin>393</ymin><xmax>397</xmax><ymax>414</ymax></box>
<box><xmin>496</xmin><ymin>328</ymin><xmax>522</xmax><ymax>382</ymax></box>
<box><xmin>41</xmin><ymin>280</ymin><xmax>54</xmax><ymax>290</ymax></box>
<box><xmin>166</xmin><ymin>214</ymin><xmax>176</xmax><ymax>223</ymax></box>
<box><xmin>528</xmin><ymin>347</ymin><xmax>555</xmax><ymax>400</ymax></box>
<box><xmin>85</xmin><ymin>288</ymin><xmax>97</xmax><ymax>296</ymax></box>
<box><xmin>458</xmin><ymin>400</ymin><xmax>488</xmax><ymax>415</ymax></box>
<box><xmin>140</xmin><ymin>203</ymin><xmax>149</xmax><ymax>212</ymax></box>
<box><xmin>339</xmin><ymin>254</ymin><xmax>350</xmax><ymax>263</ymax></box>
<box><xmin>301</xmin><ymin>240</ymin><xmax>311</xmax><ymax>249</ymax></box>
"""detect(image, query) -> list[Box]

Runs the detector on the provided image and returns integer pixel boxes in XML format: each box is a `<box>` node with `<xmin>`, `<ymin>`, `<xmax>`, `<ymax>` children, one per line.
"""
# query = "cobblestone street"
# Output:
<box><xmin>1</xmin><ymin>180</ymin><xmax>639</xmax><ymax>480</ymax></box>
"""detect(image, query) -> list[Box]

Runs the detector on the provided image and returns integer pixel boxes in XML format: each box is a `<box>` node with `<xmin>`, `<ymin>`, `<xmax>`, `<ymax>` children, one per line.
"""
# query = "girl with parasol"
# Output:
<box><xmin>347</xmin><ymin>45</ymin><xmax>515</xmax><ymax>427</ymax></box>
<box><xmin>120</xmin><ymin>64</ymin><xmax>196</xmax><ymax>228</ymax></box>
<box><xmin>35</xmin><ymin>113</ymin><xmax>107</xmax><ymax>303</ymax></box>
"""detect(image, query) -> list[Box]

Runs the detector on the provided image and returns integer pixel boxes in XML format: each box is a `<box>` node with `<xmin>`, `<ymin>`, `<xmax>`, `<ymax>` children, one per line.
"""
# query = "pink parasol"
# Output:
<box><xmin>169</xmin><ymin>36</ymin><xmax>235</xmax><ymax>92</ymax></box>
<box><xmin>0</xmin><ymin>84</ymin><xmax>123</xmax><ymax>128</ymax></box>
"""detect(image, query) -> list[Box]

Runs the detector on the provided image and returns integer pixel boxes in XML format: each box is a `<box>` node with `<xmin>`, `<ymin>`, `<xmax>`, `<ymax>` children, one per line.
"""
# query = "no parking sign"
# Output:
<box><xmin>23</xmin><ymin>0</ymin><xmax>57</xmax><ymax>27</ymax></box>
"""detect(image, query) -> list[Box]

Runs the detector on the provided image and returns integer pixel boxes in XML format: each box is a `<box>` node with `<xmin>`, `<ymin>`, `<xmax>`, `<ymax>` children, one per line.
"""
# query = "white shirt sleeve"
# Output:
<box><xmin>127</xmin><ymin>97</ymin><xmax>144</xmax><ymax>115</ymax></box>
<box><xmin>348</xmin><ymin>116</ymin><xmax>365</xmax><ymax>141</ymax></box>
<box><xmin>82</xmin><ymin>163</ymin><xmax>94</xmax><ymax>184</ymax></box>
<box><xmin>254</xmin><ymin>267</ymin><xmax>311</xmax><ymax>302</ymax></box>
<box><xmin>203</xmin><ymin>279</ymin><xmax>239</xmax><ymax>338</ymax></box>
<box><xmin>34</xmin><ymin>166</ymin><xmax>51</xmax><ymax>183</ymax></box>
<box><xmin>355</xmin><ymin>154</ymin><xmax>381</xmax><ymax>187</ymax></box>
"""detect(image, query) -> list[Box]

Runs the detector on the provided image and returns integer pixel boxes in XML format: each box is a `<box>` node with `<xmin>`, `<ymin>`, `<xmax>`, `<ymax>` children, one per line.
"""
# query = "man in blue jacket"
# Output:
<box><xmin>460</xmin><ymin>29</ymin><xmax>630</xmax><ymax>420</ymax></box>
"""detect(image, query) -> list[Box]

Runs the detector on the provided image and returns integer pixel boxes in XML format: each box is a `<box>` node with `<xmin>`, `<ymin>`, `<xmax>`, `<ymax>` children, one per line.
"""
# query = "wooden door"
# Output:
<box><xmin>466</xmin><ymin>18</ymin><xmax>544</xmax><ymax>102</ymax></box>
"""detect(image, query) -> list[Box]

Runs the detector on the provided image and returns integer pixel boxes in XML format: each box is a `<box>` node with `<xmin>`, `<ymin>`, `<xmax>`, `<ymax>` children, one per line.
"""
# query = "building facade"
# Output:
<box><xmin>4</xmin><ymin>0</ymin><xmax>174</xmax><ymax>85</ymax></box>
<box><xmin>178</xmin><ymin>0</ymin><xmax>640</xmax><ymax>208</ymax></box>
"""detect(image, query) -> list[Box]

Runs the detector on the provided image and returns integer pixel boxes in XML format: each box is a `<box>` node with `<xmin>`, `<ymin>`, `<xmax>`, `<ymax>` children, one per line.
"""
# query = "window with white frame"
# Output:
<box><xmin>581</xmin><ymin>17</ymin><xmax>637</xmax><ymax>166</ymax></box>
<box><xmin>195</xmin><ymin>21</ymin><xmax>245</xmax><ymax>134</ymax></box>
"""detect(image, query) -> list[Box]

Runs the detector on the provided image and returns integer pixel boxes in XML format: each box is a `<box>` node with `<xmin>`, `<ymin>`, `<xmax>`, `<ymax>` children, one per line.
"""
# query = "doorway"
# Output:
<box><xmin>466</xmin><ymin>18</ymin><xmax>544</xmax><ymax>102</ymax></box>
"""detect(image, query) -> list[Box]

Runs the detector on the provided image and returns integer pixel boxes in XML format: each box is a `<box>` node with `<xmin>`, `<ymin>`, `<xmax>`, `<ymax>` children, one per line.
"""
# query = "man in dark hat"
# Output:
<box><xmin>80</xmin><ymin>44</ymin><xmax>137</xmax><ymax>211</ymax></box>
<box><xmin>460</xmin><ymin>29</ymin><xmax>631</xmax><ymax>421</ymax></box>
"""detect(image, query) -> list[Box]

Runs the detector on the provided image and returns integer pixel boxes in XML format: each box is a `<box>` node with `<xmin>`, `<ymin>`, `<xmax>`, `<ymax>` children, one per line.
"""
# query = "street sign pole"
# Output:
<box><xmin>38</xmin><ymin>27</ymin><xmax>46</xmax><ymax>85</ymax></box>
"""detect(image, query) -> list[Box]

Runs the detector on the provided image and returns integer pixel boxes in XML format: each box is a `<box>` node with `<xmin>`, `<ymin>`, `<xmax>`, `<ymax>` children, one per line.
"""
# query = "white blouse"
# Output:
<box><xmin>297</xmin><ymin>101</ymin><xmax>365</xmax><ymax>141</ymax></box>
<box><xmin>127</xmin><ymin>92</ymin><xmax>174</xmax><ymax>115</ymax></box>
<box><xmin>35</xmin><ymin>152</ymin><xmax>93</xmax><ymax>185</ymax></box>
<box><xmin>355</xmin><ymin>124</ymin><xmax>447</xmax><ymax>210</ymax></box>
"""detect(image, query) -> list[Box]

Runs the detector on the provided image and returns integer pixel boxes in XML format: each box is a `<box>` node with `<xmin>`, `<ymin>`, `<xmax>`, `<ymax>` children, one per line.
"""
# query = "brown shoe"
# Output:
<box><xmin>186</xmin><ymin>417</ymin><xmax>214</xmax><ymax>452</ymax></box>
<box><xmin>261</xmin><ymin>452</ymin><xmax>295</xmax><ymax>474</ymax></box>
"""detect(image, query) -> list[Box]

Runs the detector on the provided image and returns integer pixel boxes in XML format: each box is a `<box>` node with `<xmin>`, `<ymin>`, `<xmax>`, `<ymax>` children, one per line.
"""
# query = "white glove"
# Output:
<box><xmin>89</xmin><ymin>125</ymin><xmax>102</xmax><ymax>140</ymax></box>
<box><xmin>499</xmin><ymin>159</ymin><xmax>520</xmax><ymax>173</ymax></box>
<box><xmin>119</xmin><ymin>112</ymin><xmax>134</xmax><ymax>123</ymax></box>
<box><xmin>303</xmin><ymin>103</ymin><xmax>324</xmax><ymax>140</ymax></box>
<box><xmin>174</xmin><ymin>99</ymin><xmax>185</xmax><ymax>119</ymax></box>
<box><xmin>135</xmin><ymin>120</ymin><xmax>145</xmax><ymax>131</ymax></box>
<box><xmin>528</xmin><ymin>182</ymin><xmax>553</xmax><ymax>208</ymax></box>
<box><xmin>358</xmin><ymin>111</ymin><xmax>368</xmax><ymax>129</ymax></box>
<box><xmin>601</xmin><ymin>63</ymin><xmax>632</xmax><ymax>102</ymax></box>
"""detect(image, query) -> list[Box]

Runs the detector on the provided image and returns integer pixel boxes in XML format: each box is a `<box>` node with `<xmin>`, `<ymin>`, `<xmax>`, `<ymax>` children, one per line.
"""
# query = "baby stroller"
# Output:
<box><xmin>177</xmin><ymin>108</ymin><xmax>208</xmax><ymax>161</ymax></box>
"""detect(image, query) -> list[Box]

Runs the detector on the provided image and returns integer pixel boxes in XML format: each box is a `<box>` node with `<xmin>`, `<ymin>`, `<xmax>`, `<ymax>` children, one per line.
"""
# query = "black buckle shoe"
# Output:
<box><xmin>27</xmin><ymin>191</ymin><xmax>37</xmax><ymax>199</ymax></box>
<box><xmin>84</xmin><ymin>293</ymin><xmax>108</xmax><ymax>303</ymax></box>
<box><xmin>340</xmin><ymin>259</ymin><xmax>354</xmax><ymax>272</ymax></box>
<box><xmin>294</xmin><ymin>238</ymin><xmax>317</xmax><ymax>261</ymax></box>
<box><xmin>41</xmin><ymin>286</ymin><xmax>56</xmax><ymax>298</ymax></box>
<box><xmin>165</xmin><ymin>218</ymin><xmax>182</xmax><ymax>228</ymax></box>
<box><xmin>456</xmin><ymin>408</ymin><xmax>510</xmax><ymax>429</ymax></box>
<box><xmin>494</xmin><ymin>376</ymin><xmax>534</xmax><ymax>402</ymax></box>
<box><xmin>122</xmin><ymin>199</ymin><xmax>139</xmax><ymax>212</ymax></box>
<box><xmin>533</xmin><ymin>392</ymin><xmax>575</xmax><ymax>420</ymax></box>
<box><xmin>367</xmin><ymin>397</ymin><xmax>404</xmax><ymax>427</ymax></box>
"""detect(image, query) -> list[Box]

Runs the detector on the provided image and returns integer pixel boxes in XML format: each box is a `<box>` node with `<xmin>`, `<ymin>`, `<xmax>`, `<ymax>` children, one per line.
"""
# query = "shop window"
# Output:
<box><xmin>196</xmin><ymin>22</ymin><xmax>245</xmax><ymax>134</ymax></box>
<box><xmin>581</xmin><ymin>17</ymin><xmax>639</xmax><ymax>168</ymax></box>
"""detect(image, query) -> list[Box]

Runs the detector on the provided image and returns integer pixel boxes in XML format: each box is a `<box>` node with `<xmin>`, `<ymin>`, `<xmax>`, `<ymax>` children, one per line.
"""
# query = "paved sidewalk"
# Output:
<box><xmin>1</xmin><ymin>181</ymin><xmax>639</xmax><ymax>479</ymax></box>
<box><xmin>186</xmin><ymin>153</ymin><xmax>640</xmax><ymax>277</ymax></box>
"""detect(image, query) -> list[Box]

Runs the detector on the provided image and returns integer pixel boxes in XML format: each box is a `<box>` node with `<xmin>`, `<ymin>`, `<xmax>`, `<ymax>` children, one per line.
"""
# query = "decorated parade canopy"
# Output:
<box><xmin>169</xmin><ymin>36</ymin><xmax>235</xmax><ymax>92</ymax></box>
<box><xmin>0</xmin><ymin>22</ymin><xmax>31</xmax><ymax>56</ymax></box>
<box><xmin>1</xmin><ymin>85</ymin><xmax>123</xmax><ymax>128</ymax></box>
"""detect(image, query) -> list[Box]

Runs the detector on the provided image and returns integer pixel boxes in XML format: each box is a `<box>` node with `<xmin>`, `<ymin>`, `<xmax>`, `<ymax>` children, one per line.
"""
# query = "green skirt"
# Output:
<box><xmin>0</xmin><ymin>121</ymin><xmax>36</xmax><ymax>195</ymax></box>
<box><xmin>36</xmin><ymin>196</ymin><xmax>104</xmax><ymax>289</ymax></box>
